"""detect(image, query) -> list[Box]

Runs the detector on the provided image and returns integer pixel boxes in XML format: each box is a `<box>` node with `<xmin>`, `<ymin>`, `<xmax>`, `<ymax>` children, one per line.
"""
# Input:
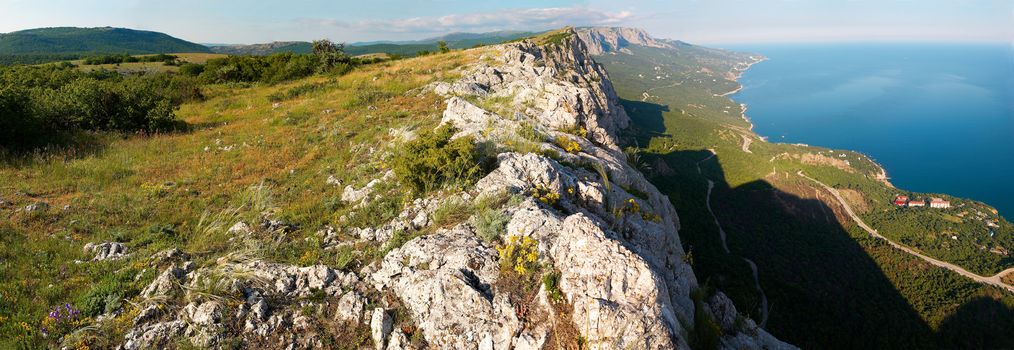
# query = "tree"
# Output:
<box><xmin>437</xmin><ymin>40</ymin><xmax>450</xmax><ymax>53</ymax></box>
<box><xmin>311</xmin><ymin>39</ymin><xmax>351</xmax><ymax>74</ymax></box>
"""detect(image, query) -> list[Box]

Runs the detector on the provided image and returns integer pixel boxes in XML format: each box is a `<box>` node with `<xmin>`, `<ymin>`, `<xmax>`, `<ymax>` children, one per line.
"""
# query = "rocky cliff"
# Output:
<box><xmin>574</xmin><ymin>27</ymin><xmax>672</xmax><ymax>55</ymax></box>
<box><xmin>118</xmin><ymin>28</ymin><xmax>794</xmax><ymax>349</ymax></box>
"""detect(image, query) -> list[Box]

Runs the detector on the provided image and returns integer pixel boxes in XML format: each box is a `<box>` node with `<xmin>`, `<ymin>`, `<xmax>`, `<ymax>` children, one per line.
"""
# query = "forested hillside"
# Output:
<box><xmin>586</xmin><ymin>28</ymin><xmax>1014</xmax><ymax>349</ymax></box>
<box><xmin>0</xmin><ymin>27</ymin><xmax>210</xmax><ymax>65</ymax></box>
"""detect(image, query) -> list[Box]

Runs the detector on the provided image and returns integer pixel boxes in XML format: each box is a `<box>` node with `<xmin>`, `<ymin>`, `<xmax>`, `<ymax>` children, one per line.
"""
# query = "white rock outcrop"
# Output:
<box><xmin>84</xmin><ymin>242</ymin><xmax>129</xmax><ymax>261</ymax></box>
<box><xmin>386</xmin><ymin>28</ymin><xmax>795</xmax><ymax>349</ymax></box>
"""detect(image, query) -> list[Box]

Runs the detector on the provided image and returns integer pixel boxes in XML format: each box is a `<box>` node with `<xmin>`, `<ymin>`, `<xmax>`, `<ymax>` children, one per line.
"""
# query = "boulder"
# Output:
<box><xmin>371</xmin><ymin>308</ymin><xmax>393</xmax><ymax>350</ymax></box>
<box><xmin>335</xmin><ymin>292</ymin><xmax>367</xmax><ymax>324</ymax></box>
<box><xmin>84</xmin><ymin>242</ymin><xmax>128</xmax><ymax>261</ymax></box>
<box><xmin>24</xmin><ymin>201</ymin><xmax>49</xmax><ymax>212</ymax></box>
<box><xmin>370</xmin><ymin>228</ymin><xmax>521</xmax><ymax>349</ymax></box>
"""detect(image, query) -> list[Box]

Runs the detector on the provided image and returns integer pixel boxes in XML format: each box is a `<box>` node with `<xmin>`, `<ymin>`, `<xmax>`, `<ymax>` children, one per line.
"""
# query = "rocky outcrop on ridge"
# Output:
<box><xmin>405</xmin><ymin>28</ymin><xmax>794</xmax><ymax>349</ymax></box>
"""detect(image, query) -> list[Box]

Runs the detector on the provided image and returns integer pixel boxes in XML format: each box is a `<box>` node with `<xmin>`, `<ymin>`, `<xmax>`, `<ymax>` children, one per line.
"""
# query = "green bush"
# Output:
<box><xmin>77</xmin><ymin>274</ymin><xmax>133</xmax><ymax>317</ymax></box>
<box><xmin>393</xmin><ymin>125</ymin><xmax>490</xmax><ymax>193</ymax></box>
<box><xmin>542</xmin><ymin>270</ymin><xmax>564</xmax><ymax>303</ymax></box>
<box><xmin>475</xmin><ymin>207</ymin><xmax>509</xmax><ymax>242</ymax></box>
<box><xmin>0</xmin><ymin>64</ymin><xmax>198</xmax><ymax>150</ymax></box>
<box><xmin>179</xmin><ymin>63</ymin><xmax>205</xmax><ymax>77</ymax></box>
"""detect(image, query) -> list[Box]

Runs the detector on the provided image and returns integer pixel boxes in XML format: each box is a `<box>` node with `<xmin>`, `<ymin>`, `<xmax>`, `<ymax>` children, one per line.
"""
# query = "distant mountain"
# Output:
<box><xmin>209</xmin><ymin>41</ymin><xmax>312</xmax><ymax>56</ymax></box>
<box><xmin>211</xmin><ymin>30</ymin><xmax>538</xmax><ymax>57</ymax></box>
<box><xmin>0</xmin><ymin>27</ymin><xmax>211</xmax><ymax>55</ymax></box>
<box><xmin>574</xmin><ymin>27</ymin><xmax>672</xmax><ymax>55</ymax></box>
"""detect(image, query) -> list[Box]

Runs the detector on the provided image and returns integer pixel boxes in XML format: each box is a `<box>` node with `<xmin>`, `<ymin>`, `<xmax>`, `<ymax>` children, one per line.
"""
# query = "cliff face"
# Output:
<box><xmin>574</xmin><ymin>27</ymin><xmax>672</xmax><ymax>55</ymax></box>
<box><xmin>119</xmin><ymin>28</ymin><xmax>794</xmax><ymax>350</ymax></box>
<box><xmin>421</xmin><ymin>29</ymin><xmax>793</xmax><ymax>349</ymax></box>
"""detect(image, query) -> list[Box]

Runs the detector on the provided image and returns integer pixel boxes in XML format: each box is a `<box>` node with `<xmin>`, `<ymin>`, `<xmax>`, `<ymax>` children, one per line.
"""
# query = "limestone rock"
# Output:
<box><xmin>185</xmin><ymin>301</ymin><xmax>223</xmax><ymax>326</ymax></box>
<box><xmin>119</xmin><ymin>320</ymin><xmax>187</xmax><ymax>350</ymax></box>
<box><xmin>371</xmin><ymin>308</ymin><xmax>393</xmax><ymax>350</ymax></box>
<box><xmin>343</xmin><ymin>171</ymin><xmax>394</xmax><ymax>204</ymax></box>
<box><xmin>228</xmin><ymin>221</ymin><xmax>252</xmax><ymax>235</ymax></box>
<box><xmin>140</xmin><ymin>262</ymin><xmax>193</xmax><ymax>298</ymax></box>
<box><xmin>84</xmin><ymin>242</ymin><xmax>129</xmax><ymax>261</ymax></box>
<box><xmin>335</xmin><ymin>291</ymin><xmax>367</xmax><ymax>324</ymax></box>
<box><xmin>370</xmin><ymin>228</ymin><xmax>521</xmax><ymax>349</ymax></box>
<box><xmin>386</xmin><ymin>329</ymin><xmax>409</xmax><ymax>350</ymax></box>
<box><xmin>24</xmin><ymin>201</ymin><xmax>49</xmax><ymax>212</ymax></box>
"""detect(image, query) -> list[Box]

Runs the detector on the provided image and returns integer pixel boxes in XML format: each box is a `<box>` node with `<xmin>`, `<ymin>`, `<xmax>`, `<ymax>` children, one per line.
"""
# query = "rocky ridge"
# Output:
<box><xmin>574</xmin><ymin>27</ymin><xmax>673</xmax><ymax>55</ymax></box>
<box><xmin>117</xmin><ymin>28</ymin><xmax>794</xmax><ymax>349</ymax></box>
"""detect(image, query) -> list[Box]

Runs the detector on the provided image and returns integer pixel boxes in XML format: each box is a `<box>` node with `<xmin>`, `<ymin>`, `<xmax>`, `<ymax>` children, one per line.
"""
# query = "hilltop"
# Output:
<box><xmin>0</xmin><ymin>27</ymin><xmax>210</xmax><ymax>65</ymax></box>
<box><xmin>0</xmin><ymin>27</ymin><xmax>211</xmax><ymax>54</ymax></box>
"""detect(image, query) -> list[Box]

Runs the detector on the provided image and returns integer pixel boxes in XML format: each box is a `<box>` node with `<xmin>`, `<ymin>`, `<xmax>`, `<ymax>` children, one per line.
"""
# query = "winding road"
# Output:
<box><xmin>798</xmin><ymin>171</ymin><xmax>1014</xmax><ymax>294</ymax></box>
<box><xmin>697</xmin><ymin>151</ymin><xmax>770</xmax><ymax>326</ymax></box>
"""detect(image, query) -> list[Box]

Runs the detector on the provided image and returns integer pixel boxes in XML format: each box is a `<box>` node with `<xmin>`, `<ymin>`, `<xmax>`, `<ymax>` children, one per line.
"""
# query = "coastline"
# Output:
<box><xmin>725</xmin><ymin>55</ymin><xmax>894</xmax><ymax>188</ymax></box>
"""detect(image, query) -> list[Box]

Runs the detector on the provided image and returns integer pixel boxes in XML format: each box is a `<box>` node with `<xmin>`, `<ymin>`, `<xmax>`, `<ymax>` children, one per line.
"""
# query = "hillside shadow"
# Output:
<box><xmin>617</xmin><ymin>86</ymin><xmax>1014</xmax><ymax>348</ymax></box>
<box><xmin>618</xmin><ymin>98</ymin><xmax>669</xmax><ymax>145</ymax></box>
<box><xmin>0</xmin><ymin>121</ymin><xmax>204</xmax><ymax>168</ymax></box>
<box><xmin>644</xmin><ymin>148</ymin><xmax>1014</xmax><ymax>349</ymax></box>
<box><xmin>0</xmin><ymin>131</ymin><xmax>109</xmax><ymax>167</ymax></box>
<box><xmin>936</xmin><ymin>296</ymin><xmax>1014</xmax><ymax>348</ymax></box>
<box><xmin>649</xmin><ymin>150</ymin><xmax>933</xmax><ymax>348</ymax></box>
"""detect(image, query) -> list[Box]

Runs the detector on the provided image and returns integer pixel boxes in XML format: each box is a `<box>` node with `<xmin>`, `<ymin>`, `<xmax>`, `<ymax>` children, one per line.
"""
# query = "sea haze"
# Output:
<box><xmin>725</xmin><ymin>42</ymin><xmax>1014</xmax><ymax>217</ymax></box>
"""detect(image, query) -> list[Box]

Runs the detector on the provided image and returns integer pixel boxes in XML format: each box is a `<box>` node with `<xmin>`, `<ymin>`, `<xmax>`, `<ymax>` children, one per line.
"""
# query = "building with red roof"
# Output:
<box><xmin>894</xmin><ymin>196</ymin><xmax>909</xmax><ymax>206</ymax></box>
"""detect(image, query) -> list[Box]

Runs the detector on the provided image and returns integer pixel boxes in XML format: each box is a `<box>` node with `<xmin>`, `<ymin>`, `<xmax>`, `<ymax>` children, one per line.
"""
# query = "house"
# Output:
<box><xmin>894</xmin><ymin>196</ymin><xmax>909</xmax><ymax>206</ymax></box>
<box><xmin>908</xmin><ymin>199</ymin><xmax>926</xmax><ymax>207</ymax></box>
<box><xmin>930</xmin><ymin>198</ymin><xmax>951</xmax><ymax>209</ymax></box>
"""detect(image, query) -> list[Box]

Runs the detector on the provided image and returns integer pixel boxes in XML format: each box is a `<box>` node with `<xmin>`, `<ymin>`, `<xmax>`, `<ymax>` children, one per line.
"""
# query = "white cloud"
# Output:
<box><xmin>298</xmin><ymin>6</ymin><xmax>635</xmax><ymax>35</ymax></box>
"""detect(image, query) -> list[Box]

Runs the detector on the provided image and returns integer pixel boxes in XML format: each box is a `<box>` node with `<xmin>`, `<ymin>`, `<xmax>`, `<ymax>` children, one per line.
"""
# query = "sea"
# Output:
<box><xmin>724</xmin><ymin>42</ymin><xmax>1014</xmax><ymax>218</ymax></box>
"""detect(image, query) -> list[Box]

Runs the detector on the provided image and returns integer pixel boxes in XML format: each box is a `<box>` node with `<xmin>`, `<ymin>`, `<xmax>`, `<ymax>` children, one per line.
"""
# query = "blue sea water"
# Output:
<box><xmin>725</xmin><ymin>43</ymin><xmax>1014</xmax><ymax>217</ymax></box>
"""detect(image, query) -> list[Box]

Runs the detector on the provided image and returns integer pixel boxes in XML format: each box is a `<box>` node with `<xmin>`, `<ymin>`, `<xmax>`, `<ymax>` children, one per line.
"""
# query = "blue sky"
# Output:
<box><xmin>1</xmin><ymin>0</ymin><xmax>1010</xmax><ymax>44</ymax></box>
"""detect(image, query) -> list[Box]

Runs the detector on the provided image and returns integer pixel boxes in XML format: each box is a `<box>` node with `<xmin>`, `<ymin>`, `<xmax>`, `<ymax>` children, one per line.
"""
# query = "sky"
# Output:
<box><xmin>0</xmin><ymin>0</ymin><xmax>1011</xmax><ymax>45</ymax></box>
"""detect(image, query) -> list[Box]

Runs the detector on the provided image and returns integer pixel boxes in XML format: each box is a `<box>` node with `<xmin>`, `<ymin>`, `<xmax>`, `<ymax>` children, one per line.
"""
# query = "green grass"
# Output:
<box><xmin>0</xmin><ymin>47</ymin><xmax>487</xmax><ymax>348</ymax></box>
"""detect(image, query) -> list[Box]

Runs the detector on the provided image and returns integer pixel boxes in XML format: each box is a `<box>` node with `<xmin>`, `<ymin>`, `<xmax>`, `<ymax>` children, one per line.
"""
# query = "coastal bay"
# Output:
<box><xmin>726</xmin><ymin>43</ymin><xmax>1014</xmax><ymax>217</ymax></box>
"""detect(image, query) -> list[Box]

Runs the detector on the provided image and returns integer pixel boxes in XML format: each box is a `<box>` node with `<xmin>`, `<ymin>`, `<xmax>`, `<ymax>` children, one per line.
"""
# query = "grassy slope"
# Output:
<box><xmin>599</xmin><ymin>45</ymin><xmax>1014</xmax><ymax>348</ymax></box>
<box><xmin>0</xmin><ymin>49</ymin><xmax>481</xmax><ymax>348</ymax></box>
<box><xmin>65</xmin><ymin>53</ymin><xmax>228</xmax><ymax>73</ymax></box>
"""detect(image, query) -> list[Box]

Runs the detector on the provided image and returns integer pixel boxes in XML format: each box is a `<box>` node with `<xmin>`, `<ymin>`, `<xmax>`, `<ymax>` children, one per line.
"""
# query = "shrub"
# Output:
<box><xmin>474</xmin><ymin>207</ymin><xmax>509</xmax><ymax>242</ymax></box>
<box><xmin>393</xmin><ymin>125</ymin><xmax>489</xmax><ymax>194</ymax></box>
<box><xmin>542</xmin><ymin>270</ymin><xmax>564</xmax><ymax>303</ymax></box>
<box><xmin>312</xmin><ymin>40</ymin><xmax>352</xmax><ymax>74</ymax></box>
<box><xmin>179</xmin><ymin>63</ymin><xmax>205</xmax><ymax>77</ymax></box>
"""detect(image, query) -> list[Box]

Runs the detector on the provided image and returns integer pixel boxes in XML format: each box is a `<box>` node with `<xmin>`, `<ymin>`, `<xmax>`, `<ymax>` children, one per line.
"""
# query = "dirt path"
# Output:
<box><xmin>798</xmin><ymin>171</ymin><xmax>1014</xmax><ymax>294</ymax></box>
<box><xmin>697</xmin><ymin>152</ymin><xmax>770</xmax><ymax>326</ymax></box>
<box><xmin>740</xmin><ymin>134</ymin><xmax>753</xmax><ymax>153</ymax></box>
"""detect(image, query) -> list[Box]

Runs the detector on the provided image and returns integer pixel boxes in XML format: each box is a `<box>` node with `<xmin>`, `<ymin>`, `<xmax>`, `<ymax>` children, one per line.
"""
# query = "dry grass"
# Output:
<box><xmin>1002</xmin><ymin>272</ymin><xmax>1014</xmax><ymax>286</ymax></box>
<box><xmin>0</xmin><ymin>47</ymin><xmax>487</xmax><ymax>348</ymax></box>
